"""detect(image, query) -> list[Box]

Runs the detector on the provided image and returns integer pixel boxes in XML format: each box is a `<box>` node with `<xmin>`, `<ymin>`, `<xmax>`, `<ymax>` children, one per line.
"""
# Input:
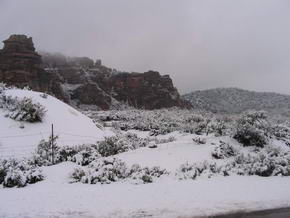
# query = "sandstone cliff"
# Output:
<box><xmin>0</xmin><ymin>34</ymin><xmax>190</xmax><ymax>110</ymax></box>
<box><xmin>0</xmin><ymin>35</ymin><xmax>67</xmax><ymax>101</ymax></box>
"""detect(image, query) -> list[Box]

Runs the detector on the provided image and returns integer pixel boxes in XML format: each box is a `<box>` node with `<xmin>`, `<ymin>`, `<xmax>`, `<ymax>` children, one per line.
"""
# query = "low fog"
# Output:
<box><xmin>1</xmin><ymin>0</ymin><xmax>290</xmax><ymax>94</ymax></box>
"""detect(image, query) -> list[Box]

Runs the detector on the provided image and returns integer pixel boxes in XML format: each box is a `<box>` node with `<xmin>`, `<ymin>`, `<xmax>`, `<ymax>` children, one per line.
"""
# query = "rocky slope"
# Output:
<box><xmin>183</xmin><ymin>88</ymin><xmax>290</xmax><ymax>115</ymax></box>
<box><xmin>0</xmin><ymin>34</ymin><xmax>190</xmax><ymax>110</ymax></box>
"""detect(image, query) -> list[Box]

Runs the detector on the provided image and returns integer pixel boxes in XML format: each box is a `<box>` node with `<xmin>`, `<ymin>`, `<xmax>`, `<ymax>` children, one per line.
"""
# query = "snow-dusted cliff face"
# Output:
<box><xmin>0</xmin><ymin>34</ymin><xmax>190</xmax><ymax>110</ymax></box>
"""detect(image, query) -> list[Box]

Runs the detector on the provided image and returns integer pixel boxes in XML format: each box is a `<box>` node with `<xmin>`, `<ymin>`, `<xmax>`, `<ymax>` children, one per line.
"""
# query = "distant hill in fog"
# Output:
<box><xmin>182</xmin><ymin>88</ymin><xmax>290</xmax><ymax>116</ymax></box>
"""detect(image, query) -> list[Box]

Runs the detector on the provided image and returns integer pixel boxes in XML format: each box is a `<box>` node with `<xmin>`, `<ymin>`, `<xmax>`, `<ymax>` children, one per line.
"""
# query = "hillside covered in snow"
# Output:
<box><xmin>0</xmin><ymin>85</ymin><xmax>108</xmax><ymax>158</ymax></box>
<box><xmin>183</xmin><ymin>88</ymin><xmax>290</xmax><ymax>115</ymax></box>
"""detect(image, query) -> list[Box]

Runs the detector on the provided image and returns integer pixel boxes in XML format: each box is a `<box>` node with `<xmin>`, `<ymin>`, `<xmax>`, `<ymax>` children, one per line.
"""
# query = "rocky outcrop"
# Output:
<box><xmin>0</xmin><ymin>35</ymin><xmax>68</xmax><ymax>101</ymax></box>
<box><xmin>41</xmin><ymin>50</ymin><xmax>190</xmax><ymax>110</ymax></box>
<box><xmin>72</xmin><ymin>83</ymin><xmax>112</xmax><ymax>110</ymax></box>
<box><xmin>107</xmin><ymin>71</ymin><xmax>190</xmax><ymax>109</ymax></box>
<box><xmin>55</xmin><ymin>68</ymin><xmax>191</xmax><ymax>109</ymax></box>
<box><xmin>0</xmin><ymin>34</ymin><xmax>191</xmax><ymax>110</ymax></box>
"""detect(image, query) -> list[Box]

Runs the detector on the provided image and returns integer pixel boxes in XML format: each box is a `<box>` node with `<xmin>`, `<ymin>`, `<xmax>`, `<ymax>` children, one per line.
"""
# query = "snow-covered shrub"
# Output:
<box><xmin>90</xmin><ymin>110</ymin><xmax>284</xmax><ymax>142</ymax></box>
<box><xmin>185</xmin><ymin>114</ymin><xmax>205</xmax><ymax>123</ymax></box>
<box><xmin>123</xmin><ymin>132</ymin><xmax>149</xmax><ymax>149</ymax></box>
<box><xmin>40</xmin><ymin>93</ymin><xmax>48</xmax><ymax>99</ymax></box>
<box><xmin>57</xmin><ymin>146</ymin><xmax>79</xmax><ymax>162</ymax></box>
<box><xmin>224</xmin><ymin>146</ymin><xmax>290</xmax><ymax>177</ymax></box>
<box><xmin>73</xmin><ymin>146</ymin><xmax>101</xmax><ymax>166</ymax></box>
<box><xmin>70</xmin><ymin>167</ymin><xmax>86</xmax><ymax>183</ymax></box>
<box><xmin>70</xmin><ymin>158</ymin><xmax>128</xmax><ymax>184</ymax></box>
<box><xmin>3</xmin><ymin>96</ymin><xmax>46</xmax><ymax>122</ymax></box>
<box><xmin>149</xmin><ymin>123</ymin><xmax>178</xmax><ymax>136</ymax></box>
<box><xmin>25</xmin><ymin>168</ymin><xmax>44</xmax><ymax>184</ymax></box>
<box><xmin>34</xmin><ymin>135</ymin><xmax>59</xmax><ymax>166</ymax></box>
<box><xmin>23</xmin><ymin>86</ymin><xmax>31</xmax><ymax>90</ymax></box>
<box><xmin>154</xmin><ymin>136</ymin><xmax>176</xmax><ymax>144</ymax></box>
<box><xmin>0</xmin><ymin>85</ymin><xmax>46</xmax><ymax>124</ymax></box>
<box><xmin>0</xmin><ymin>159</ymin><xmax>8</xmax><ymax>184</ymax></box>
<box><xmin>183</xmin><ymin>120</ymin><xmax>210</xmax><ymax>135</ymax></box>
<box><xmin>128</xmin><ymin>164</ymin><xmax>168</xmax><ymax>184</ymax></box>
<box><xmin>95</xmin><ymin>110</ymin><xmax>215</xmax><ymax>136</ymax></box>
<box><xmin>176</xmin><ymin>145</ymin><xmax>290</xmax><ymax>180</ymax></box>
<box><xmin>56</xmin><ymin>144</ymin><xmax>101</xmax><ymax>166</ymax></box>
<box><xmin>70</xmin><ymin>158</ymin><xmax>168</xmax><ymax>185</ymax></box>
<box><xmin>148</xmin><ymin>144</ymin><xmax>158</xmax><ymax>149</ymax></box>
<box><xmin>4</xmin><ymin>168</ymin><xmax>27</xmax><ymax>188</ymax></box>
<box><xmin>211</xmin><ymin>141</ymin><xmax>237</xmax><ymax>159</ymax></box>
<box><xmin>96</xmin><ymin>133</ymin><xmax>149</xmax><ymax>157</ymax></box>
<box><xmin>207</xmin><ymin>117</ymin><xmax>233</xmax><ymax>136</ymax></box>
<box><xmin>272</xmin><ymin>125</ymin><xmax>290</xmax><ymax>140</ymax></box>
<box><xmin>272</xmin><ymin>125</ymin><xmax>290</xmax><ymax>146</ymax></box>
<box><xmin>35</xmin><ymin>133</ymin><xmax>148</xmax><ymax>167</ymax></box>
<box><xmin>192</xmin><ymin>137</ymin><xmax>206</xmax><ymax>145</ymax></box>
<box><xmin>194</xmin><ymin>120</ymin><xmax>210</xmax><ymax>135</ymax></box>
<box><xmin>0</xmin><ymin>83</ymin><xmax>7</xmax><ymax>94</ymax></box>
<box><xmin>176</xmin><ymin>161</ymin><xmax>220</xmax><ymax>180</ymax></box>
<box><xmin>96</xmin><ymin>136</ymin><xmax>131</xmax><ymax>157</ymax></box>
<box><xmin>0</xmin><ymin>158</ymin><xmax>44</xmax><ymax>188</ymax></box>
<box><xmin>233</xmin><ymin>111</ymin><xmax>270</xmax><ymax>147</ymax></box>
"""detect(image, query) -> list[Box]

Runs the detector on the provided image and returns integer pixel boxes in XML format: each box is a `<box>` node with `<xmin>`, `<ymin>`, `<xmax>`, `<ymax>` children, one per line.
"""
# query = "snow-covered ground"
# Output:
<box><xmin>1</xmin><ymin>155</ymin><xmax>290</xmax><ymax>218</ymax></box>
<box><xmin>0</xmin><ymin>89</ymin><xmax>110</xmax><ymax>158</ymax></box>
<box><xmin>1</xmin><ymin>131</ymin><xmax>290</xmax><ymax>217</ymax></box>
<box><xmin>1</xmin><ymin>89</ymin><xmax>290</xmax><ymax>217</ymax></box>
<box><xmin>117</xmin><ymin>132</ymin><xmax>215</xmax><ymax>171</ymax></box>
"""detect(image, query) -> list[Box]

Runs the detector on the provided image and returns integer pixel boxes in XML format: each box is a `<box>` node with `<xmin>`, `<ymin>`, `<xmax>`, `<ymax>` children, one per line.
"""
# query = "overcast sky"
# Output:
<box><xmin>1</xmin><ymin>0</ymin><xmax>290</xmax><ymax>94</ymax></box>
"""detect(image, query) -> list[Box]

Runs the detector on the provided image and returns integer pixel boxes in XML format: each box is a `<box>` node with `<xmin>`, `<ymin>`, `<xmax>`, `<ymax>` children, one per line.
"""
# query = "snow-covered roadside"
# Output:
<box><xmin>1</xmin><ymin>130</ymin><xmax>290</xmax><ymax>218</ymax></box>
<box><xmin>0</xmin><ymin>162</ymin><xmax>290</xmax><ymax>218</ymax></box>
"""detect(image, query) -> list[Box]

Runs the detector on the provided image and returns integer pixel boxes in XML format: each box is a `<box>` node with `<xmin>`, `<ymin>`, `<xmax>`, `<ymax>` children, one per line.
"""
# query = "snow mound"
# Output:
<box><xmin>0</xmin><ymin>88</ymin><xmax>107</xmax><ymax>158</ymax></box>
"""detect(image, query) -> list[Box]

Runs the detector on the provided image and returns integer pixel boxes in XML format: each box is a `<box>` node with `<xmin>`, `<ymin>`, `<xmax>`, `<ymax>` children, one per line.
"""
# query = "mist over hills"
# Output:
<box><xmin>183</xmin><ymin>87</ymin><xmax>290</xmax><ymax>116</ymax></box>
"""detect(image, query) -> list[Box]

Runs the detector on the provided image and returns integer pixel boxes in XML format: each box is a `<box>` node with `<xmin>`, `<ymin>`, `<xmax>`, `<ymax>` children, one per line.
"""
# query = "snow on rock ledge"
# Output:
<box><xmin>0</xmin><ymin>88</ymin><xmax>107</xmax><ymax>158</ymax></box>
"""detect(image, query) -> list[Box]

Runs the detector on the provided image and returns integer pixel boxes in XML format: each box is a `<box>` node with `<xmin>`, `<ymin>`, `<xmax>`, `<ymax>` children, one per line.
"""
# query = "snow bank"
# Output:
<box><xmin>0</xmin><ymin>89</ymin><xmax>108</xmax><ymax>158</ymax></box>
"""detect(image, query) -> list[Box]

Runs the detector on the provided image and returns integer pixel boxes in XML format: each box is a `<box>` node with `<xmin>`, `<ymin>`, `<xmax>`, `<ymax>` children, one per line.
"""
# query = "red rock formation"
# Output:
<box><xmin>0</xmin><ymin>34</ymin><xmax>191</xmax><ymax>110</ymax></box>
<box><xmin>0</xmin><ymin>35</ymin><xmax>67</xmax><ymax>101</ymax></box>
<box><xmin>107</xmin><ymin>71</ymin><xmax>190</xmax><ymax>109</ymax></box>
<box><xmin>72</xmin><ymin>83</ymin><xmax>112</xmax><ymax>110</ymax></box>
